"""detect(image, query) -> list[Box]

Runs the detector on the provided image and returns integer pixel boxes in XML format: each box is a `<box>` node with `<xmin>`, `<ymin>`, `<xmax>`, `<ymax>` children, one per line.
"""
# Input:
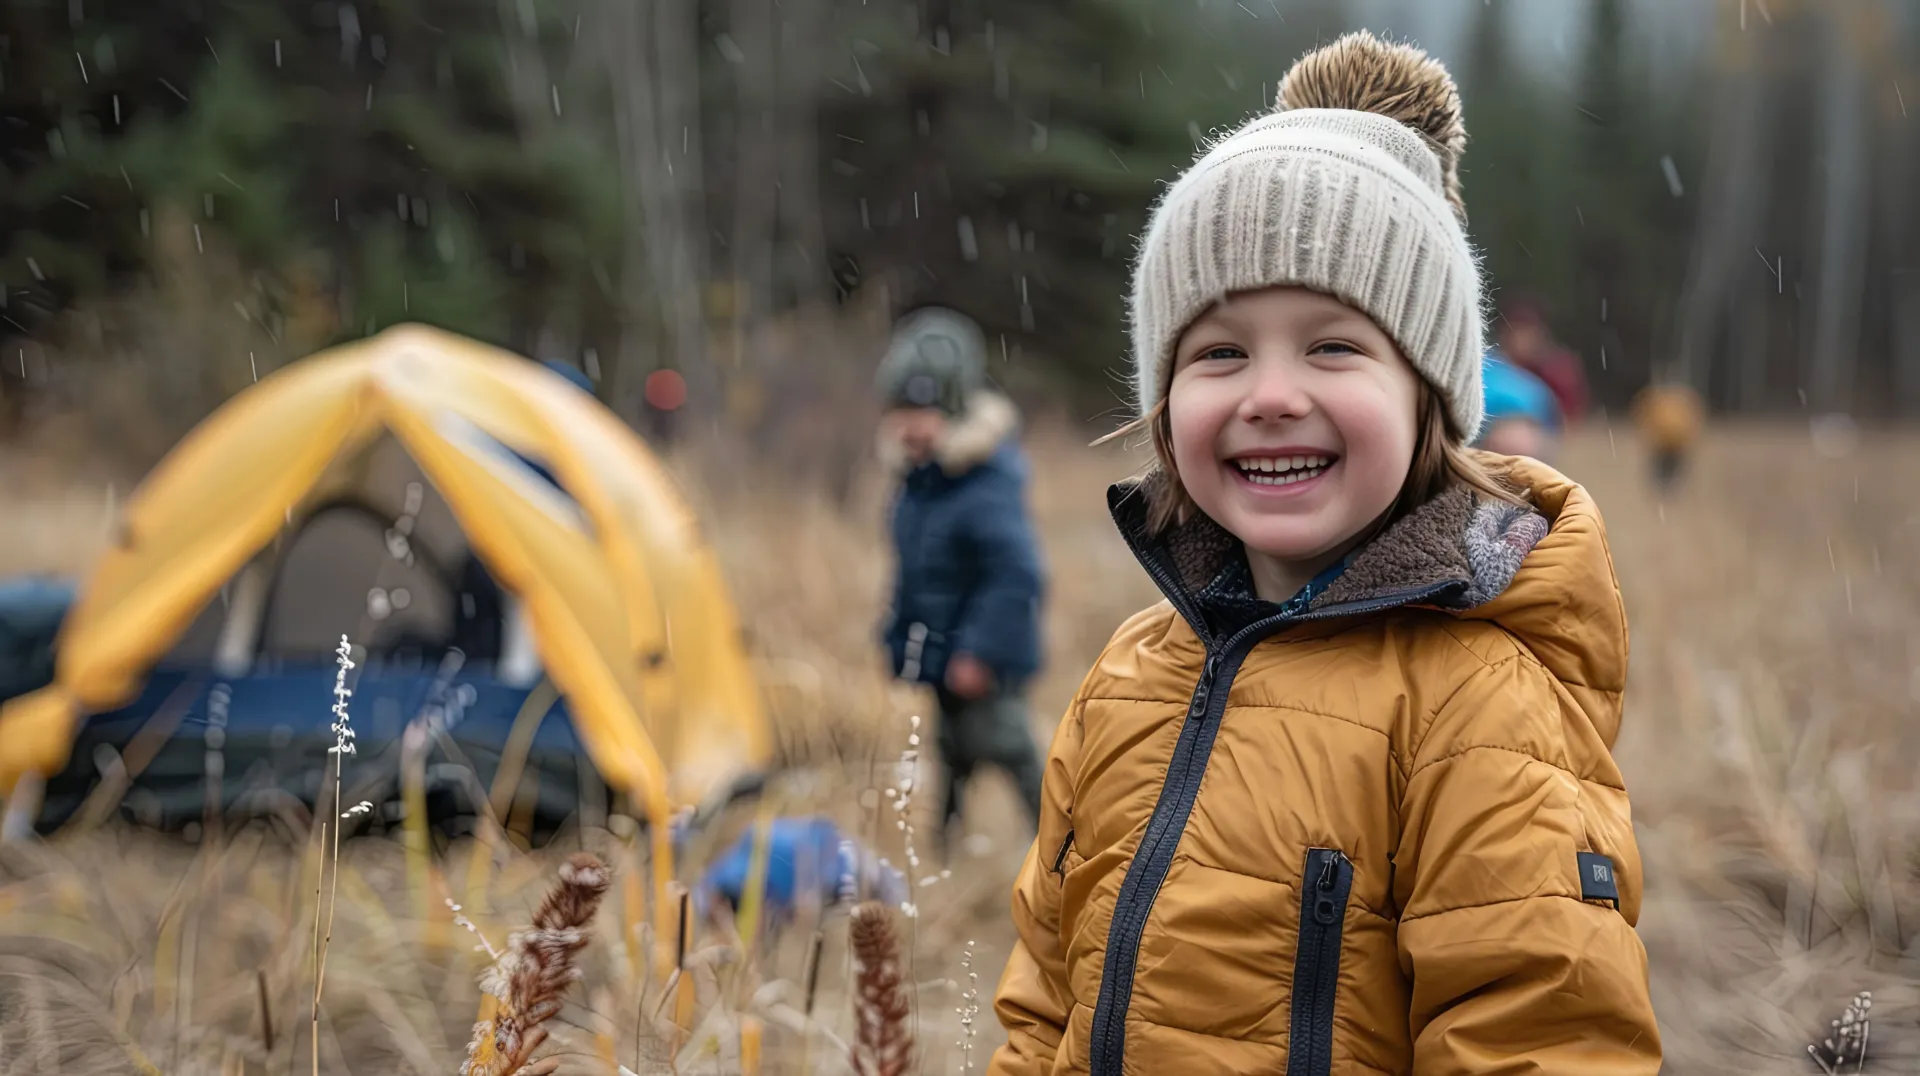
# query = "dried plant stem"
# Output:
<box><xmin>661</xmin><ymin>883</ymin><xmax>695</xmax><ymax>1060</ymax></box>
<box><xmin>733</xmin><ymin>801</ymin><xmax>778</xmax><ymax>964</ymax></box>
<box><xmin>309</xmin><ymin>763</ymin><xmax>343</xmax><ymax>1076</ymax></box>
<box><xmin>955</xmin><ymin>939</ymin><xmax>980</xmax><ymax>1072</ymax></box>
<box><xmin>311</xmin><ymin>635</ymin><xmax>358</xmax><ymax>1076</ymax></box>
<box><xmin>320</xmin><ymin>758</ymin><xmax>344</xmax><ymax>988</ymax></box>
<box><xmin>308</xmin><ymin>814</ymin><xmax>324</xmax><ymax>1076</ymax></box>
<box><xmin>796</xmin><ymin>927</ymin><xmax>825</xmax><ymax>1073</ymax></box>
<box><xmin>1808</xmin><ymin>990</ymin><xmax>1873</xmax><ymax>1075</ymax></box>
<box><xmin>740</xmin><ymin>1015</ymin><xmax>763</xmax><ymax>1076</ymax></box>
<box><xmin>255</xmin><ymin>968</ymin><xmax>274</xmax><ymax>1055</ymax></box>
<box><xmin>305</xmin><ymin>808</ymin><xmax>341</xmax><ymax>1073</ymax></box>
<box><xmin>649</xmin><ymin>966</ymin><xmax>684</xmax><ymax>1025</ymax></box>
<box><xmin>885</xmin><ymin>714</ymin><xmax>925</xmax><ymax>1038</ymax></box>
<box><xmin>803</xmin><ymin>929</ymin><xmax>825</xmax><ymax>1017</ymax></box>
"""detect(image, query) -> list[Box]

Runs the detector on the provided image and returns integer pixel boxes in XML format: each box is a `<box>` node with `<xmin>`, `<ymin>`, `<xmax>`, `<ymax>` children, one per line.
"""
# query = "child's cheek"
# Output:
<box><xmin>1164</xmin><ymin>382</ymin><xmax>1224</xmax><ymax>490</ymax></box>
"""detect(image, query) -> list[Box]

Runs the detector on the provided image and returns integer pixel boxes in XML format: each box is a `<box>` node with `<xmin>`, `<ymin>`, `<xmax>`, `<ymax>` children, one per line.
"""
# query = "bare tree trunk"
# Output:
<box><xmin>1735</xmin><ymin>295</ymin><xmax>1771</xmax><ymax>412</ymax></box>
<box><xmin>1804</xmin><ymin>10</ymin><xmax>1872</xmax><ymax>412</ymax></box>
<box><xmin>499</xmin><ymin>0</ymin><xmax>555</xmax><ymax>137</ymax></box>
<box><xmin>598</xmin><ymin>0</ymin><xmax>658</xmax><ymax>423</ymax></box>
<box><xmin>1872</xmin><ymin>2</ymin><xmax>1919</xmax><ymax>415</ymax></box>
<box><xmin>1892</xmin><ymin>135</ymin><xmax>1920</xmax><ymax>411</ymax></box>
<box><xmin>778</xmin><ymin>0</ymin><xmax>831</xmax><ymax>310</ymax></box>
<box><xmin>1672</xmin><ymin>10</ymin><xmax>1773</xmax><ymax>402</ymax></box>
<box><xmin>652</xmin><ymin>0</ymin><xmax>713</xmax><ymax>400</ymax></box>
<box><xmin>731</xmin><ymin>0</ymin><xmax>779</xmax><ymax>335</ymax></box>
<box><xmin>909</xmin><ymin>0</ymin><xmax>952</xmax><ymax>314</ymax></box>
<box><xmin>498</xmin><ymin>0</ymin><xmax>576</xmax><ymax>362</ymax></box>
<box><xmin>597</xmin><ymin>0</ymin><xmax>714</xmax><ymax>426</ymax></box>
<box><xmin>1896</xmin><ymin>270</ymin><xmax>1920</xmax><ymax>415</ymax></box>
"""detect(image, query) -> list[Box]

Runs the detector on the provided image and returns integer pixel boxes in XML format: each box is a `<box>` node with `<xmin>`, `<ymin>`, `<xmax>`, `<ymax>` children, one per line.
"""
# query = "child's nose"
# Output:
<box><xmin>1238</xmin><ymin>357</ymin><xmax>1312</xmax><ymax>421</ymax></box>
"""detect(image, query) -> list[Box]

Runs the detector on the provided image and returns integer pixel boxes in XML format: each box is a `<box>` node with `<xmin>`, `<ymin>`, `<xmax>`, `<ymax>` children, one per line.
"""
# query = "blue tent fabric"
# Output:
<box><xmin>1481</xmin><ymin>351</ymin><xmax>1561</xmax><ymax>436</ymax></box>
<box><xmin>33</xmin><ymin>662</ymin><xmax>601</xmax><ymax>836</ymax></box>
<box><xmin>542</xmin><ymin>359</ymin><xmax>596</xmax><ymax>395</ymax></box>
<box><xmin>699</xmin><ymin>816</ymin><xmax>907</xmax><ymax>918</ymax></box>
<box><xmin>0</xmin><ymin>576</ymin><xmax>75</xmax><ymax>703</ymax></box>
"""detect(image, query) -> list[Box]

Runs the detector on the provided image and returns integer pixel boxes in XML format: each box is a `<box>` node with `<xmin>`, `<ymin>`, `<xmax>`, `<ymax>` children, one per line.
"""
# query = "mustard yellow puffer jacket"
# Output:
<box><xmin>990</xmin><ymin>456</ymin><xmax>1659</xmax><ymax>1075</ymax></box>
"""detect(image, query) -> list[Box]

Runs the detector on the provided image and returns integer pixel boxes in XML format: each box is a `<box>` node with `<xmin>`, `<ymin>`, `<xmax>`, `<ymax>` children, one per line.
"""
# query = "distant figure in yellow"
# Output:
<box><xmin>1631</xmin><ymin>379</ymin><xmax>1705</xmax><ymax>492</ymax></box>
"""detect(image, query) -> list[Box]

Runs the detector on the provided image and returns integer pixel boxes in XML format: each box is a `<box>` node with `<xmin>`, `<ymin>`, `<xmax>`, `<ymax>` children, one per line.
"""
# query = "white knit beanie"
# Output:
<box><xmin>1130</xmin><ymin>32</ymin><xmax>1485</xmax><ymax>440</ymax></box>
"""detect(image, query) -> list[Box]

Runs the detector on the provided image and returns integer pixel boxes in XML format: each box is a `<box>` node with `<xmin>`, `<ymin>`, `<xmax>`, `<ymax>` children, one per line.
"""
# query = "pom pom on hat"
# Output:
<box><xmin>1276</xmin><ymin>30</ymin><xmax>1469</xmax><ymax>222</ymax></box>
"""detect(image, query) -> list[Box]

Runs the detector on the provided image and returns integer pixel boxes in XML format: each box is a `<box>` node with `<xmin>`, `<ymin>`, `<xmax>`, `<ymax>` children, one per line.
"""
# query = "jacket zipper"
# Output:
<box><xmin>1286</xmin><ymin>848</ymin><xmax>1354</xmax><ymax>1076</ymax></box>
<box><xmin>1086</xmin><ymin>636</ymin><xmax>1245</xmax><ymax>1075</ymax></box>
<box><xmin>1085</xmin><ymin>556</ymin><xmax>1450</xmax><ymax>1075</ymax></box>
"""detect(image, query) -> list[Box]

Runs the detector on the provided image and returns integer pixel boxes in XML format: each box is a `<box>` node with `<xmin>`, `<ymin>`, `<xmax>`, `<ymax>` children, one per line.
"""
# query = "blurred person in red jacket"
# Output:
<box><xmin>1497</xmin><ymin>297</ymin><xmax>1589</xmax><ymax>425</ymax></box>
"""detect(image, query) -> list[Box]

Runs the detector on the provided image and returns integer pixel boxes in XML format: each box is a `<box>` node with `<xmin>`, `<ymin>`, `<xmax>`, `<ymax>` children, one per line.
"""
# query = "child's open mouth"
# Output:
<box><xmin>1229</xmin><ymin>454</ymin><xmax>1336</xmax><ymax>488</ymax></box>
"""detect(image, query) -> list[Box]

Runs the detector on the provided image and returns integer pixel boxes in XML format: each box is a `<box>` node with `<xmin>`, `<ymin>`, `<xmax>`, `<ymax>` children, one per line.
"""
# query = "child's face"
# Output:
<box><xmin>1479</xmin><ymin>417</ymin><xmax>1552</xmax><ymax>461</ymax></box>
<box><xmin>883</xmin><ymin>407</ymin><xmax>949</xmax><ymax>463</ymax></box>
<box><xmin>1499</xmin><ymin>319</ymin><xmax>1548</xmax><ymax>361</ymax></box>
<box><xmin>1167</xmin><ymin>286</ymin><xmax>1421</xmax><ymax>569</ymax></box>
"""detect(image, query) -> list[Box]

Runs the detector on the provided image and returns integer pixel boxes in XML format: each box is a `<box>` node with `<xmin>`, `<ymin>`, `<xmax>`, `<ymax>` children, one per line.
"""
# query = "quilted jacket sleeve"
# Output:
<box><xmin>951</xmin><ymin>461</ymin><xmax>1046</xmax><ymax>686</ymax></box>
<box><xmin>988</xmin><ymin>691</ymin><xmax>1084</xmax><ymax>1075</ymax></box>
<box><xmin>1394</xmin><ymin>652</ymin><xmax>1661</xmax><ymax>1074</ymax></box>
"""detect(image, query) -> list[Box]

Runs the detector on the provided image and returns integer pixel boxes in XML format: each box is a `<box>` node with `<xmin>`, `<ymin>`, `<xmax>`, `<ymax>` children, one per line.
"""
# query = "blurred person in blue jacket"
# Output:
<box><xmin>1477</xmin><ymin>350</ymin><xmax>1562</xmax><ymax>463</ymax></box>
<box><xmin>875</xmin><ymin>307</ymin><xmax>1046</xmax><ymax>853</ymax></box>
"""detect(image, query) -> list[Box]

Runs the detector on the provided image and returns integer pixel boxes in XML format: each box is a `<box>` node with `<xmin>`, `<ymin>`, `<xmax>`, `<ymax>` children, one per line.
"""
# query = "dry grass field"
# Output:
<box><xmin>1</xmin><ymin>414</ymin><xmax>1918</xmax><ymax>1074</ymax></box>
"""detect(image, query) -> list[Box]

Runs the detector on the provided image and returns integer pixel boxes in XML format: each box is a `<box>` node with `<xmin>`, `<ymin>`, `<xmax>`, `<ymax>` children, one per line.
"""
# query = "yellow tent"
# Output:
<box><xmin>0</xmin><ymin>325</ymin><xmax>771</xmax><ymax>838</ymax></box>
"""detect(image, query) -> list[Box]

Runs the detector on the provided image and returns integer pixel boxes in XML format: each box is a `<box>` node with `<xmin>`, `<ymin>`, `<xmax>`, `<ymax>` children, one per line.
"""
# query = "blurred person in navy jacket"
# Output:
<box><xmin>875</xmin><ymin>308</ymin><xmax>1046</xmax><ymax>852</ymax></box>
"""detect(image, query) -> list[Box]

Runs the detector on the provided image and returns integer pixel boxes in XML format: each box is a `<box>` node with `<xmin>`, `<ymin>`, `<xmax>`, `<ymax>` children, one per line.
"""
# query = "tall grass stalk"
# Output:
<box><xmin>310</xmin><ymin>634</ymin><xmax>358</xmax><ymax>1074</ymax></box>
<box><xmin>733</xmin><ymin>798</ymin><xmax>779</xmax><ymax>970</ymax></box>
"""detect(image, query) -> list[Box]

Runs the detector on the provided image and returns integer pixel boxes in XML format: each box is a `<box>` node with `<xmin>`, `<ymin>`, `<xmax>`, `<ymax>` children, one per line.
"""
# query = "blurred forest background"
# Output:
<box><xmin>2</xmin><ymin>0</ymin><xmax>1919</xmax><ymax>474</ymax></box>
<box><xmin>4</xmin><ymin>3</ymin><xmax>1920</xmax><ymax>1071</ymax></box>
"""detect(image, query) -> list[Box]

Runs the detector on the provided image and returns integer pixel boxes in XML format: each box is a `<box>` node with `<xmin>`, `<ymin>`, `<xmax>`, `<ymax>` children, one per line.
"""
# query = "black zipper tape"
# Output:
<box><xmin>1087</xmin><ymin>646</ymin><xmax>1238</xmax><ymax>1075</ymax></box>
<box><xmin>1286</xmin><ymin>848</ymin><xmax>1354</xmax><ymax>1076</ymax></box>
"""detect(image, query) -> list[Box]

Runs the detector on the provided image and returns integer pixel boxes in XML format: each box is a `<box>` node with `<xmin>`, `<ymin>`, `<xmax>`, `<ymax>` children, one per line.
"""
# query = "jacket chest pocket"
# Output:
<box><xmin>1287</xmin><ymin>848</ymin><xmax>1354</xmax><ymax>1076</ymax></box>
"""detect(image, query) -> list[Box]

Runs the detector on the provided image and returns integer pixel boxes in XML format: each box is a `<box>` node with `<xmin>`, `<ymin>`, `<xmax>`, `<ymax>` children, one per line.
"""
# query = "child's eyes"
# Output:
<box><xmin>1195</xmin><ymin>345</ymin><xmax>1247</xmax><ymax>362</ymax></box>
<box><xmin>1185</xmin><ymin>340</ymin><xmax>1365</xmax><ymax>364</ymax></box>
<box><xmin>1308</xmin><ymin>341</ymin><xmax>1361</xmax><ymax>356</ymax></box>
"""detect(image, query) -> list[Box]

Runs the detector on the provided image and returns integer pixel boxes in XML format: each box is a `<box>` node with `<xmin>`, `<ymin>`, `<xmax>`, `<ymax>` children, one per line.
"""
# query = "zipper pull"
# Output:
<box><xmin>1313</xmin><ymin>851</ymin><xmax>1344</xmax><ymax>925</ymax></box>
<box><xmin>1191</xmin><ymin>654</ymin><xmax>1220</xmax><ymax>715</ymax></box>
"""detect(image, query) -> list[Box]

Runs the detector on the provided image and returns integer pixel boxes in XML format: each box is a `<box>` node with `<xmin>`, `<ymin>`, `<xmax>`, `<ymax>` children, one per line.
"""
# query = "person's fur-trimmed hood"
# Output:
<box><xmin>878</xmin><ymin>390</ymin><xmax>1021</xmax><ymax>477</ymax></box>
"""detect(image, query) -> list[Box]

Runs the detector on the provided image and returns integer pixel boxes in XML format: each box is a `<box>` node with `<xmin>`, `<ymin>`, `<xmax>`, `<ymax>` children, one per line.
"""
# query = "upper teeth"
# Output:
<box><xmin>1237</xmin><ymin>455</ymin><xmax>1330</xmax><ymax>473</ymax></box>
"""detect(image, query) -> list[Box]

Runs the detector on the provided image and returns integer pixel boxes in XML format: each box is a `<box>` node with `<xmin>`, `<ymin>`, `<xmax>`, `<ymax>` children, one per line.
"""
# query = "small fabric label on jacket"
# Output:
<box><xmin>1578</xmin><ymin>852</ymin><xmax>1620</xmax><ymax>906</ymax></box>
